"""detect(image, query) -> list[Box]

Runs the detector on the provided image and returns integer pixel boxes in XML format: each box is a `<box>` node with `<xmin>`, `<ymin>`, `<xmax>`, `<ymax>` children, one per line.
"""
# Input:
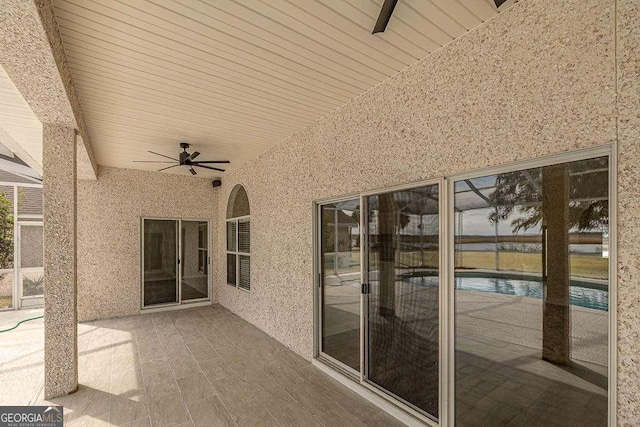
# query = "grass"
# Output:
<box><xmin>325</xmin><ymin>249</ymin><xmax>608</xmax><ymax>280</ymax></box>
<box><xmin>456</xmin><ymin>251</ymin><xmax>608</xmax><ymax>280</ymax></box>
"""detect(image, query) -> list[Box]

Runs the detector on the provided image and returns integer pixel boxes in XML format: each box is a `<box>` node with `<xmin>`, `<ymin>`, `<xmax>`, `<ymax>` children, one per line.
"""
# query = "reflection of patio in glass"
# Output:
<box><xmin>322</xmin><ymin>273</ymin><xmax>607</xmax><ymax>426</ymax></box>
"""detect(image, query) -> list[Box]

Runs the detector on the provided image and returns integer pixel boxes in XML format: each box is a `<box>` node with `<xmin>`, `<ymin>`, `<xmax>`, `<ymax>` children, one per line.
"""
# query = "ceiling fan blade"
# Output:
<box><xmin>194</xmin><ymin>164</ymin><xmax>226</xmax><ymax>172</ymax></box>
<box><xmin>186</xmin><ymin>151</ymin><xmax>200</xmax><ymax>161</ymax></box>
<box><xmin>372</xmin><ymin>0</ymin><xmax>398</xmax><ymax>34</ymax></box>
<box><xmin>133</xmin><ymin>160</ymin><xmax>175</xmax><ymax>163</ymax></box>
<box><xmin>191</xmin><ymin>160</ymin><xmax>231</xmax><ymax>164</ymax></box>
<box><xmin>189</xmin><ymin>167</ymin><xmax>197</xmax><ymax>175</ymax></box>
<box><xmin>148</xmin><ymin>151</ymin><xmax>178</xmax><ymax>161</ymax></box>
<box><xmin>157</xmin><ymin>165</ymin><xmax>178</xmax><ymax>172</ymax></box>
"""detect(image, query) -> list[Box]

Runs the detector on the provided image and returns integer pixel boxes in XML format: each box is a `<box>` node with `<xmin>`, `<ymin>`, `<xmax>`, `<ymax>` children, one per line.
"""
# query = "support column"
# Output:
<box><xmin>43</xmin><ymin>124</ymin><xmax>77</xmax><ymax>398</ymax></box>
<box><xmin>378</xmin><ymin>193</ymin><xmax>396</xmax><ymax>317</ymax></box>
<box><xmin>541</xmin><ymin>164</ymin><xmax>571</xmax><ymax>365</ymax></box>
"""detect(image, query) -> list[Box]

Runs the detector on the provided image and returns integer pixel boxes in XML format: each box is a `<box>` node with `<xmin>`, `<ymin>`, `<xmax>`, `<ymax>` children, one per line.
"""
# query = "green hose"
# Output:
<box><xmin>0</xmin><ymin>315</ymin><xmax>44</xmax><ymax>333</ymax></box>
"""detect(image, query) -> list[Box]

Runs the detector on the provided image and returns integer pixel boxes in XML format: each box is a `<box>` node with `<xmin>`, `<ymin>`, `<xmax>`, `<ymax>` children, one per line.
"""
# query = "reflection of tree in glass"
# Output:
<box><xmin>488</xmin><ymin>157</ymin><xmax>608</xmax><ymax>232</ymax></box>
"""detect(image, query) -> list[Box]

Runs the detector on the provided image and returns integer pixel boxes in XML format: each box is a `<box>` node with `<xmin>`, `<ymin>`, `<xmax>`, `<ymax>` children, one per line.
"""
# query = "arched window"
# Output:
<box><xmin>226</xmin><ymin>184</ymin><xmax>250</xmax><ymax>291</ymax></box>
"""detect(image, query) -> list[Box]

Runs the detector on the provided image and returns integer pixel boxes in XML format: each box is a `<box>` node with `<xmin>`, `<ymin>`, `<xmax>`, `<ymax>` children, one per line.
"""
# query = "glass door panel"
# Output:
<box><xmin>320</xmin><ymin>199</ymin><xmax>361</xmax><ymax>371</ymax></box>
<box><xmin>181</xmin><ymin>221</ymin><xmax>209</xmax><ymax>301</ymax></box>
<box><xmin>453</xmin><ymin>156</ymin><xmax>609</xmax><ymax>426</ymax></box>
<box><xmin>365</xmin><ymin>184</ymin><xmax>440</xmax><ymax>420</ymax></box>
<box><xmin>143</xmin><ymin>219</ymin><xmax>178</xmax><ymax>306</ymax></box>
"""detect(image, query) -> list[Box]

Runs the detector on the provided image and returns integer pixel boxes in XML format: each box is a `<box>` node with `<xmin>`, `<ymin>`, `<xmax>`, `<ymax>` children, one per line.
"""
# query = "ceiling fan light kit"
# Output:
<box><xmin>133</xmin><ymin>142</ymin><xmax>230</xmax><ymax>175</ymax></box>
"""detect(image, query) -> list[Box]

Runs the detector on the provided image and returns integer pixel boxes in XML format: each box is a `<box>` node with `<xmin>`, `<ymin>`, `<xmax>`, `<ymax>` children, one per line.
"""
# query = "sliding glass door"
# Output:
<box><xmin>453</xmin><ymin>156</ymin><xmax>610</xmax><ymax>426</ymax></box>
<box><xmin>365</xmin><ymin>183</ymin><xmax>441</xmax><ymax>420</ymax></box>
<box><xmin>142</xmin><ymin>218</ymin><xmax>210</xmax><ymax>308</ymax></box>
<box><xmin>181</xmin><ymin>221</ymin><xmax>209</xmax><ymax>301</ymax></box>
<box><xmin>316</xmin><ymin>182</ymin><xmax>442</xmax><ymax>421</ymax></box>
<box><xmin>314</xmin><ymin>147</ymin><xmax>613</xmax><ymax>426</ymax></box>
<box><xmin>143</xmin><ymin>219</ymin><xmax>178</xmax><ymax>306</ymax></box>
<box><xmin>318</xmin><ymin>199</ymin><xmax>361</xmax><ymax>372</ymax></box>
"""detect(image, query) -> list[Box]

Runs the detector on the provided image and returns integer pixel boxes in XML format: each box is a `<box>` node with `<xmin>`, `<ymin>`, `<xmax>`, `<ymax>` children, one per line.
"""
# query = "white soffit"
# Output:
<box><xmin>52</xmin><ymin>0</ymin><xmax>500</xmax><ymax>177</ymax></box>
<box><xmin>0</xmin><ymin>65</ymin><xmax>43</xmax><ymax>174</ymax></box>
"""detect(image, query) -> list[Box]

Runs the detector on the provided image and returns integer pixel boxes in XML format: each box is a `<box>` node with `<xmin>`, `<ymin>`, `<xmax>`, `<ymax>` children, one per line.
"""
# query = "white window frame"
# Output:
<box><xmin>226</xmin><ymin>214</ymin><xmax>250</xmax><ymax>292</ymax></box>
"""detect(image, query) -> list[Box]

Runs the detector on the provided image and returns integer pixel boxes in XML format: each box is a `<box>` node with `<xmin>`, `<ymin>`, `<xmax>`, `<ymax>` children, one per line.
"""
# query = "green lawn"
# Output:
<box><xmin>456</xmin><ymin>251</ymin><xmax>608</xmax><ymax>280</ymax></box>
<box><xmin>325</xmin><ymin>249</ymin><xmax>608</xmax><ymax>280</ymax></box>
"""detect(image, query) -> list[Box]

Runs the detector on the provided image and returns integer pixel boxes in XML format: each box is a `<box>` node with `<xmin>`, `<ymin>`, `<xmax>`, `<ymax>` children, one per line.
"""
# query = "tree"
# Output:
<box><xmin>488</xmin><ymin>157</ymin><xmax>608</xmax><ymax>233</ymax></box>
<box><xmin>0</xmin><ymin>191</ymin><xmax>13</xmax><ymax>269</ymax></box>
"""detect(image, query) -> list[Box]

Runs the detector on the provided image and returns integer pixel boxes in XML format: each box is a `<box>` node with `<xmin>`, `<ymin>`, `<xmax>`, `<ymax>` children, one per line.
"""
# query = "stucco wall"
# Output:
<box><xmin>216</xmin><ymin>0</ymin><xmax>615</xmax><ymax>356</ymax></box>
<box><xmin>77</xmin><ymin>166</ymin><xmax>217</xmax><ymax>321</ymax></box>
<box><xmin>616</xmin><ymin>0</ymin><xmax>640</xmax><ymax>423</ymax></box>
<box><xmin>214</xmin><ymin>0</ymin><xmax>639</xmax><ymax>422</ymax></box>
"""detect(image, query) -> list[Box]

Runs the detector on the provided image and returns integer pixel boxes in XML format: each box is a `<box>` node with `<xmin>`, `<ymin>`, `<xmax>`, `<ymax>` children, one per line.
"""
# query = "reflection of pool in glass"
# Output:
<box><xmin>401</xmin><ymin>273</ymin><xmax>608</xmax><ymax>311</ymax></box>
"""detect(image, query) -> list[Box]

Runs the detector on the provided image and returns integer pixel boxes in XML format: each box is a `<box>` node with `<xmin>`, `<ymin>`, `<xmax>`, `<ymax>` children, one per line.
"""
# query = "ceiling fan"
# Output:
<box><xmin>372</xmin><ymin>0</ymin><xmax>511</xmax><ymax>34</ymax></box>
<box><xmin>133</xmin><ymin>142</ymin><xmax>230</xmax><ymax>175</ymax></box>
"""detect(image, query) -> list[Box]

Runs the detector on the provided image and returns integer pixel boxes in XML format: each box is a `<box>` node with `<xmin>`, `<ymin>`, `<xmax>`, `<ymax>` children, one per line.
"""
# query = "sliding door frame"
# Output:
<box><xmin>360</xmin><ymin>178</ymin><xmax>444</xmax><ymax>426</ymax></box>
<box><xmin>314</xmin><ymin>178</ymin><xmax>444</xmax><ymax>427</ymax></box>
<box><xmin>313</xmin><ymin>194</ymin><xmax>364</xmax><ymax>380</ymax></box>
<box><xmin>141</xmin><ymin>217</ymin><xmax>212</xmax><ymax>310</ymax></box>
<box><xmin>445</xmin><ymin>143</ymin><xmax>616</xmax><ymax>427</ymax></box>
<box><xmin>313</xmin><ymin>143</ymin><xmax>616</xmax><ymax>427</ymax></box>
<box><xmin>180</xmin><ymin>218</ymin><xmax>212</xmax><ymax>304</ymax></box>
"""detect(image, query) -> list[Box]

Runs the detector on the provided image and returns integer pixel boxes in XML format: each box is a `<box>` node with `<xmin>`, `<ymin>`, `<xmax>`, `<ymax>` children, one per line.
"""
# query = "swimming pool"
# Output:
<box><xmin>401</xmin><ymin>273</ymin><xmax>608</xmax><ymax>311</ymax></box>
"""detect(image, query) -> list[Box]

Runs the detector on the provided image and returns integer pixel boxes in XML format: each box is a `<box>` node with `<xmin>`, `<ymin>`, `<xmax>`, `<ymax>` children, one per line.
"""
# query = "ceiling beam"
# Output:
<box><xmin>0</xmin><ymin>0</ymin><xmax>97</xmax><ymax>180</ymax></box>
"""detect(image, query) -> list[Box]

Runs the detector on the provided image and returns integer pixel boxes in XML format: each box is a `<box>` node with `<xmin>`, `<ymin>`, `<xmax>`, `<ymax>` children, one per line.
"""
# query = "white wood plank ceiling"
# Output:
<box><xmin>51</xmin><ymin>0</ymin><xmax>501</xmax><ymax>177</ymax></box>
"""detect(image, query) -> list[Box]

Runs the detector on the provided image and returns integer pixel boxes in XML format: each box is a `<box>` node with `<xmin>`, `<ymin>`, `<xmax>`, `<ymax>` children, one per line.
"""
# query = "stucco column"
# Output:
<box><xmin>541</xmin><ymin>164</ymin><xmax>571</xmax><ymax>365</ymax></box>
<box><xmin>43</xmin><ymin>124</ymin><xmax>78</xmax><ymax>398</ymax></box>
<box><xmin>378</xmin><ymin>193</ymin><xmax>396</xmax><ymax>317</ymax></box>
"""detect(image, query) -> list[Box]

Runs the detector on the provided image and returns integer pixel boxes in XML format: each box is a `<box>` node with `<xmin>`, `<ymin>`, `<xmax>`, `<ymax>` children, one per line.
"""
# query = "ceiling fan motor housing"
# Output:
<box><xmin>179</xmin><ymin>151</ymin><xmax>190</xmax><ymax>165</ymax></box>
<box><xmin>179</xmin><ymin>142</ymin><xmax>190</xmax><ymax>165</ymax></box>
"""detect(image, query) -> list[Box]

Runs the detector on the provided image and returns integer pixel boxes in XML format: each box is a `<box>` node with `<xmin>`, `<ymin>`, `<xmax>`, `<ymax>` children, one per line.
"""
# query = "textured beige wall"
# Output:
<box><xmin>77</xmin><ymin>166</ymin><xmax>217</xmax><ymax>322</ymax></box>
<box><xmin>215</xmin><ymin>0</ymin><xmax>640</xmax><ymax>421</ymax></box>
<box><xmin>217</xmin><ymin>0</ymin><xmax>616</xmax><ymax>358</ymax></box>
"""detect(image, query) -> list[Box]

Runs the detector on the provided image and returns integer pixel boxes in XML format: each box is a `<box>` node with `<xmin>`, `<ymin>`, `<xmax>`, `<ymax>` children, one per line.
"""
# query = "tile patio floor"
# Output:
<box><xmin>0</xmin><ymin>308</ymin><xmax>45</xmax><ymax>406</ymax></box>
<box><xmin>34</xmin><ymin>304</ymin><xmax>405</xmax><ymax>427</ymax></box>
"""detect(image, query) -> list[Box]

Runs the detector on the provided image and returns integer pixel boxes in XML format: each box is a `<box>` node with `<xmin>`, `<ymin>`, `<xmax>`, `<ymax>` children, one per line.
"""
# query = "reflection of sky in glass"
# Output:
<box><xmin>455</xmin><ymin>208</ymin><xmax>541</xmax><ymax>236</ymax></box>
<box><xmin>454</xmin><ymin>175</ymin><xmax>497</xmax><ymax>192</ymax></box>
